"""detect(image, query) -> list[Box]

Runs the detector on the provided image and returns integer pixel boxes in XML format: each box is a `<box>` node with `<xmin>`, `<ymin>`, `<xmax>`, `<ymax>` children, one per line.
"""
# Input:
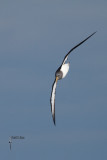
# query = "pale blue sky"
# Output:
<box><xmin>0</xmin><ymin>0</ymin><xmax>107</xmax><ymax>160</ymax></box>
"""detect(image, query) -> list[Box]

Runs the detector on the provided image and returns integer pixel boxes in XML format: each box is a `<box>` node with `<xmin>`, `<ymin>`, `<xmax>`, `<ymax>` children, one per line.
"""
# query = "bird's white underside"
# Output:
<box><xmin>61</xmin><ymin>63</ymin><xmax>70</xmax><ymax>78</ymax></box>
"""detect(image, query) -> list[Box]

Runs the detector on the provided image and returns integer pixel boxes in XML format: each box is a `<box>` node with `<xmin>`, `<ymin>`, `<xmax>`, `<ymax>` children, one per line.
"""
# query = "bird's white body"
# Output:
<box><xmin>60</xmin><ymin>63</ymin><xmax>70</xmax><ymax>78</ymax></box>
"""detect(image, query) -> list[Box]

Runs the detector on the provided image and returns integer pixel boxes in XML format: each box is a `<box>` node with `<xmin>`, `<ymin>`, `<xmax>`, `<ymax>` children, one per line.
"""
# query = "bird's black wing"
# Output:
<box><xmin>10</xmin><ymin>143</ymin><xmax>11</xmax><ymax>150</ymax></box>
<box><xmin>61</xmin><ymin>32</ymin><xmax>96</xmax><ymax>66</ymax></box>
<box><xmin>50</xmin><ymin>79</ymin><xmax>57</xmax><ymax>125</ymax></box>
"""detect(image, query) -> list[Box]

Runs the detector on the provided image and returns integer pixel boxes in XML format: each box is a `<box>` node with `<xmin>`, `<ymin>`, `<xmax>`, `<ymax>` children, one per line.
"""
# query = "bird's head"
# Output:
<box><xmin>9</xmin><ymin>141</ymin><xmax>12</xmax><ymax>143</ymax></box>
<box><xmin>55</xmin><ymin>70</ymin><xmax>63</xmax><ymax>81</ymax></box>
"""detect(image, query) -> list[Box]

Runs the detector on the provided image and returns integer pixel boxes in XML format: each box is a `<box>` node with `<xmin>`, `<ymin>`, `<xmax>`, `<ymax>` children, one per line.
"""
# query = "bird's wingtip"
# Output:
<box><xmin>53</xmin><ymin>121</ymin><xmax>56</xmax><ymax>126</ymax></box>
<box><xmin>92</xmin><ymin>31</ymin><xmax>97</xmax><ymax>35</ymax></box>
<box><xmin>53</xmin><ymin>120</ymin><xmax>56</xmax><ymax>126</ymax></box>
<box><xmin>52</xmin><ymin>115</ymin><xmax>56</xmax><ymax>126</ymax></box>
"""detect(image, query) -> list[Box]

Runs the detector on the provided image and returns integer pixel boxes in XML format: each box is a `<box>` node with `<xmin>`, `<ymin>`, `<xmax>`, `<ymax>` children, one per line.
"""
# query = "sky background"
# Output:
<box><xmin>0</xmin><ymin>0</ymin><xmax>107</xmax><ymax>159</ymax></box>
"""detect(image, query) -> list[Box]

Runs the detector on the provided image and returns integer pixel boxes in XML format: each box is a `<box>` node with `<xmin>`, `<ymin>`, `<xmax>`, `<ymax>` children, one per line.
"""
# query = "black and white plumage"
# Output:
<box><xmin>50</xmin><ymin>32</ymin><xmax>96</xmax><ymax>125</ymax></box>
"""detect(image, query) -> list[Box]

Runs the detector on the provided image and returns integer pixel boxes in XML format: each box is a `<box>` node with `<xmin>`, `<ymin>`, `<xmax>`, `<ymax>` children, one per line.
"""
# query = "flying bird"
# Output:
<box><xmin>50</xmin><ymin>32</ymin><xmax>96</xmax><ymax>125</ymax></box>
<box><xmin>9</xmin><ymin>137</ymin><xmax>12</xmax><ymax>150</ymax></box>
<box><xmin>8</xmin><ymin>136</ymin><xmax>25</xmax><ymax>150</ymax></box>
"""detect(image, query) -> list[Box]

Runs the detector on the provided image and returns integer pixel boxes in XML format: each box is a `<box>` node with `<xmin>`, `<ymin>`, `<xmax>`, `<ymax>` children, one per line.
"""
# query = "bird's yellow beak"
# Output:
<box><xmin>56</xmin><ymin>76</ymin><xmax>58</xmax><ymax>83</ymax></box>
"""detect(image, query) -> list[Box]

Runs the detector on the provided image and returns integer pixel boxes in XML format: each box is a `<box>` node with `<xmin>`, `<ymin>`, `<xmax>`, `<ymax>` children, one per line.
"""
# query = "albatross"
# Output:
<box><xmin>50</xmin><ymin>32</ymin><xmax>96</xmax><ymax>125</ymax></box>
<box><xmin>9</xmin><ymin>137</ymin><xmax>12</xmax><ymax>150</ymax></box>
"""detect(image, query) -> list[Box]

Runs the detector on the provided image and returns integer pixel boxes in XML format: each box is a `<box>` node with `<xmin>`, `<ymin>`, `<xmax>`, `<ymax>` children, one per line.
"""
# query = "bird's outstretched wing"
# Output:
<box><xmin>50</xmin><ymin>79</ymin><xmax>58</xmax><ymax>125</ymax></box>
<box><xmin>61</xmin><ymin>32</ymin><xmax>96</xmax><ymax>66</ymax></box>
<box><xmin>10</xmin><ymin>143</ymin><xmax>11</xmax><ymax>150</ymax></box>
